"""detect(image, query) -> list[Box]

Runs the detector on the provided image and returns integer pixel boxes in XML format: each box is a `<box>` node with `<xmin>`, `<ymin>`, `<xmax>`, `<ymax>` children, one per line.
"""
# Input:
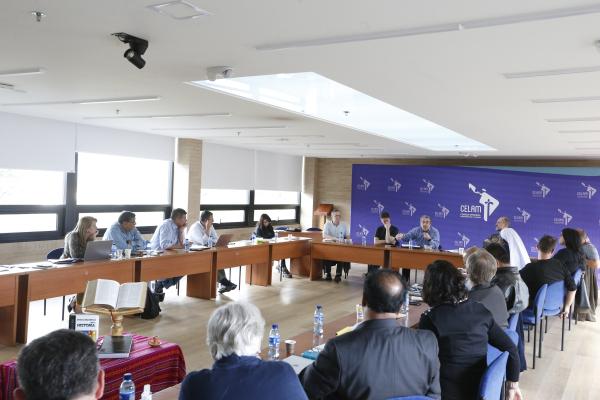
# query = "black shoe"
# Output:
<box><xmin>157</xmin><ymin>292</ymin><xmax>166</xmax><ymax>302</ymax></box>
<box><xmin>334</xmin><ymin>275</ymin><xmax>342</xmax><ymax>283</ymax></box>
<box><xmin>154</xmin><ymin>281</ymin><xmax>164</xmax><ymax>294</ymax></box>
<box><xmin>67</xmin><ymin>296</ymin><xmax>76</xmax><ymax>313</ymax></box>
<box><xmin>325</xmin><ymin>273</ymin><xmax>332</xmax><ymax>281</ymax></box>
<box><xmin>282</xmin><ymin>266</ymin><xmax>292</xmax><ymax>278</ymax></box>
<box><xmin>218</xmin><ymin>280</ymin><xmax>237</xmax><ymax>294</ymax></box>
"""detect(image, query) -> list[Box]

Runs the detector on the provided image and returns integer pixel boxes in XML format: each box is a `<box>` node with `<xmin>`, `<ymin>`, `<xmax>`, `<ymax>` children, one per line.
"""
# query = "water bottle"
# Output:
<box><xmin>251</xmin><ymin>232</ymin><xmax>257</xmax><ymax>244</ymax></box>
<box><xmin>356</xmin><ymin>304</ymin><xmax>364</xmax><ymax>323</ymax></box>
<box><xmin>361</xmin><ymin>235</ymin><xmax>367</xmax><ymax>246</ymax></box>
<box><xmin>313</xmin><ymin>305</ymin><xmax>324</xmax><ymax>336</ymax></box>
<box><xmin>119</xmin><ymin>373</ymin><xmax>135</xmax><ymax>400</ymax></box>
<box><xmin>274</xmin><ymin>230</ymin><xmax>279</xmax><ymax>240</ymax></box>
<box><xmin>338</xmin><ymin>231</ymin><xmax>344</xmax><ymax>243</ymax></box>
<box><xmin>111</xmin><ymin>243</ymin><xmax>117</xmax><ymax>259</ymax></box>
<box><xmin>268</xmin><ymin>323</ymin><xmax>280</xmax><ymax>360</ymax></box>
<box><xmin>207</xmin><ymin>236</ymin><xmax>213</xmax><ymax>248</ymax></box>
<box><xmin>400</xmin><ymin>289</ymin><xmax>410</xmax><ymax>315</ymax></box>
<box><xmin>141</xmin><ymin>384</ymin><xmax>152</xmax><ymax>400</ymax></box>
<box><xmin>184</xmin><ymin>238</ymin><xmax>190</xmax><ymax>252</ymax></box>
<box><xmin>408</xmin><ymin>239</ymin><xmax>414</xmax><ymax>250</ymax></box>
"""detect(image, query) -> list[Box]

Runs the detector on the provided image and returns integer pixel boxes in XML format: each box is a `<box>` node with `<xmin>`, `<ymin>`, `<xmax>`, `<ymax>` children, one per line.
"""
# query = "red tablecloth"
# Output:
<box><xmin>0</xmin><ymin>334</ymin><xmax>186</xmax><ymax>400</ymax></box>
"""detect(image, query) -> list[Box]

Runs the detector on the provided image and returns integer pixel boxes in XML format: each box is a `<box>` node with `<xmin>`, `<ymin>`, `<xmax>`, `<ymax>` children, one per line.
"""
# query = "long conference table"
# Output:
<box><xmin>0</xmin><ymin>234</ymin><xmax>463</xmax><ymax>345</ymax></box>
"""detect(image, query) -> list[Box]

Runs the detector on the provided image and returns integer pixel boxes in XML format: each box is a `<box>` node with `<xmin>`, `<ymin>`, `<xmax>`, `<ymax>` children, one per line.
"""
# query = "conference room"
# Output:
<box><xmin>1</xmin><ymin>1</ymin><xmax>599</xmax><ymax>399</ymax></box>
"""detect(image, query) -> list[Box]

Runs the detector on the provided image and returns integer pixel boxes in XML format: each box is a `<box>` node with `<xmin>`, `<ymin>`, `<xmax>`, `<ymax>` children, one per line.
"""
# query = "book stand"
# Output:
<box><xmin>83</xmin><ymin>307</ymin><xmax>144</xmax><ymax>336</ymax></box>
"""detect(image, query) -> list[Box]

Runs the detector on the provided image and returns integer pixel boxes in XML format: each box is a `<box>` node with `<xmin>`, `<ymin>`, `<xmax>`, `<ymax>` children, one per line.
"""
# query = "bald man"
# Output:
<box><xmin>301</xmin><ymin>269</ymin><xmax>441</xmax><ymax>399</ymax></box>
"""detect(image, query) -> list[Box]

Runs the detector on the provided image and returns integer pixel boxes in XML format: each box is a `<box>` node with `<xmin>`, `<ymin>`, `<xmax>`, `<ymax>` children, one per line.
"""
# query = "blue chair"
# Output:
<box><xmin>274</xmin><ymin>226</ymin><xmax>289</xmax><ymax>231</ymax></box>
<box><xmin>487</xmin><ymin>329</ymin><xmax>518</xmax><ymax>366</ymax></box>
<box><xmin>540</xmin><ymin>281</ymin><xmax>567</xmax><ymax>353</ymax></box>
<box><xmin>522</xmin><ymin>284</ymin><xmax>548</xmax><ymax>369</ymax></box>
<box><xmin>507</xmin><ymin>313</ymin><xmax>519</xmax><ymax>332</ymax></box>
<box><xmin>45</xmin><ymin>248</ymin><xmax>67</xmax><ymax>320</ymax></box>
<box><xmin>570</xmin><ymin>269</ymin><xmax>583</xmax><ymax>329</ymax></box>
<box><xmin>387</xmin><ymin>397</ymin><xmax>434</xmax><ymax>400</ymax></box>
<box><xmin>479</xmin><ymin>351</ymin><xmax>509</xmax><ymax>400</ymax></box>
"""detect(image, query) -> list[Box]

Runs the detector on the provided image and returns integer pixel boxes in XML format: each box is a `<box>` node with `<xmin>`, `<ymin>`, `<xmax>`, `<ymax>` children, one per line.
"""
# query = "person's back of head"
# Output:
<box><xmin>485</xmin><ymin>242</ymin><xmax>510</xmax><ymax>266</ymax></box>
<box><xmin>15</xmin><ymin>329</ymin><xmax>103</xmax><ymax>400</ymax></box>
<box><xmin>466</xmin><ymin>249</ymin><xmax>497</xmax><ymax>286</ymax></box>
<box><xmin>363</xmin><ymin>269</ymin><xmax>407</xmax><ymax>314</ymax></box>
<box><xmin>561</xmin><ymin>228</ymin><xmax>582</xmax><ymax>253</ymax></box>
<box><xmin>537</xmin><ymin>235</ymin><xmax>557</xmax><ymax>255</ymax></box>
<box><xmin>422</xmin><ymin>260</ymin><xmax>467</xmax><ymax>306</ymax></box>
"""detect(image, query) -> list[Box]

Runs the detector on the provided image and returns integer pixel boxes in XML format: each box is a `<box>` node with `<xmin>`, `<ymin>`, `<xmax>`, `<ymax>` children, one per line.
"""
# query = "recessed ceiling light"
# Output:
<box><xmin>2</xmin><ymin>96</ymin><xmax>161</xmax><ymax>106</ymax></box>
<box><xmin>558</xmin><ymin>129</ymin><xmax>600</xmax><ymax>134</ymax></box>
<box><xmin>189</xmin><ymin>72</ymin><xmax>494</xmax><ymax>152</ymax></box>
<box><xmin>152</xmin><ymin>125</ymin><xmax>286</xmax><ymax>131</ymax></box>
<box><xmin>147</xmin><ymin>0</ymin><xmax>211</xmax><ymax>20</ymax></box>
<box><xmin>84</xmin><ymin>112</ymin><xmax>230</xmax><ymax>120</ymax></box>
<box><xmin>547</xmin><ymin>116</ymin><xmax>600</xmax><ymax>122</ymax></box>
<box><xmin>256</xmin><ymin>4</ymin><xmax>600</xmax><ymax>51</ymax></box>
<box><xmin>503</xmin><ymin>65</ymin><xmax>600</xmax><ymax>79</ymax></box>
<box><xmin>533</xmin><ymin>95</ymin><xmax>600</xmax><ymax>104</ymax></box>
<box><xmin>0</xmin><ymin>68</ymin><xmax>45</xmax><ymax>77</ymax></box>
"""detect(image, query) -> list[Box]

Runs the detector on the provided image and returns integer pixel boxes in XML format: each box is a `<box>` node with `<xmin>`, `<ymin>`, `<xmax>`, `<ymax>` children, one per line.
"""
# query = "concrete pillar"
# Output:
<box><xmin>173</xmin><ymin>138</ymin><xmax>202</xmax><ymax>223</ymax></box>
<box><xmin>300</xmin><ymin>157</ymin><xmax>320</xmax><ymax>229</ymax></box>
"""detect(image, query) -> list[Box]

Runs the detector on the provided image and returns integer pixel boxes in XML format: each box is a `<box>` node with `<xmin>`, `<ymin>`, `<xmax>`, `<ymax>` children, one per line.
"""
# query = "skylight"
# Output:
<box><xmin>189</xmin><ymin>72</ymin><xmax>495</xmax><ymax>152</ymax></box>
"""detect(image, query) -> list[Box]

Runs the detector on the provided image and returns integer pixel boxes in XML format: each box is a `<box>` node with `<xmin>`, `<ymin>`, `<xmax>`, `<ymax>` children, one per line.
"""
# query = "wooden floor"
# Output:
<box><xmin>1</xmin><ymin>263</ymin><xmax>598</xmax><ymax>400</ymax></box>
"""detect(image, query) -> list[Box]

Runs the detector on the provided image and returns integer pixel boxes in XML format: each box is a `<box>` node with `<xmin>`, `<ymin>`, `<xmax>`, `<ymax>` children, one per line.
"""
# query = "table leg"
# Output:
<box><xmin>291</xmin><ymin>255</ymin><xmax>311</xmax><ymax>277</ymax></box>
<box><xmin>0</xmin><ymin>306</ymin><xmax>17</xmax><ymax>345</ymax></box>
<box><xmin>186</xmin><ymin>272</ymin><xmax>212</xmax><ymax>300</ymax></box>
<box><xmin>16</xmin><ymin>275</ymin><xmax>29</xmax><ymax>344</ymax></box>
<box><xmin>245</xmin><ymin>263</ymin><xmax>271</xmax><ymax>286</ymax></box>
<box><xmin>310</xmin><ymin>259</ymin><xmax>323</xmax><ymax>281</ymax></box>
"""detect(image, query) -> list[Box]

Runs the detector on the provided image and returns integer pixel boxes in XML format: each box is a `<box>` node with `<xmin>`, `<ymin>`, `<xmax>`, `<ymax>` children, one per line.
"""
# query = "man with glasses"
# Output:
<box><xmin>103</xmin><ymin>211</ymin><xmax>146</xmax><ymax>251</ymax></box>
<box><xmin>322</xmin><ymin>209</ymin><xmax>351</xmax><ymax>282</ymax></box>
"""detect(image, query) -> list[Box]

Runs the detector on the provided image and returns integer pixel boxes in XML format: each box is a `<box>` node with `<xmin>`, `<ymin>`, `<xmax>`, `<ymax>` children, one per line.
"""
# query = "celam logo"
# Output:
<box><xmin>514</xmin><ymin>207</ymin><xmax>531</xmax><ymax>224</ymax></box>
<box><xmin>577</xmin><ymin>182</ymin><xmax>597</xmax><ymax>199</ymax></box>
<box><xmin>387</xmin><ymin>178</ymin><xmax>402</xmax><ymax>192</ymax></box>
<box><xmin>435</xmin><ymin>203</ymin><xmax>450</xmax><ymax>219</ymax></box>
<box><xmin>402</xmin><ymin>201</ymin><xmax>417</xmax><ymax>216</ymax></box>
<box><xmin>356</xmin><ymin>176</ymin><xmax>370</xmax><ymax>191</ymax></box>
<box><xmin>420</xmin><ymin>179</ymin><xmax>435</xmax><ymax>194</ymax></box>
<box><xmin>532</xmin><ymin>182</ymin><xmax>550</xmax><ymax>198</ymax></box>
<box><xmin>554</xmin><ymin>208</ymin><xmax>573</xmax><ymax>226</ymax></box>
<box><xmin>454</xmin><ymin>232</ymin><xmax>470</xmax><ymax>247</ymax></box>
<box><xmin>371</xmin><ymin>200</ymin><xmax>385</xmax><ymax>215</ymax></box>
<box><xmin>461</xmin><ymin>184</ymin><xmax>500</xmax><ymax>222</ymax></box>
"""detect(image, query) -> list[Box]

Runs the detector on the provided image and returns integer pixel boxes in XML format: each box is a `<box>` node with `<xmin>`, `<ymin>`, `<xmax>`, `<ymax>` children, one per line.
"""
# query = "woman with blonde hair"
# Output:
<box><xmin>61</xmin><ymin>216</ymin><xmax>98</xmax><ymax>259</ymax></box>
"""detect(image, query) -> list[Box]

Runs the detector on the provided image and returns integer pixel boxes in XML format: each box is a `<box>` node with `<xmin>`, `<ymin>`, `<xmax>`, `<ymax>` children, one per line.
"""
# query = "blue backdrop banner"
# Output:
<box><xmin>351</xmin><ymin>164</ymin><xmax>600</xmax><ymax>255</ymax></box>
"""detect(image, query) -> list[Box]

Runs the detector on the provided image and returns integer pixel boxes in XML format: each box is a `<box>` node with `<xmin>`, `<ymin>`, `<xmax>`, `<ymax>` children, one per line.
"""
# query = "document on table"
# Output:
<box><xmin>283</xmin><ymin>355</ymin><xmax>314</xmax><ymax>375</ymax></box>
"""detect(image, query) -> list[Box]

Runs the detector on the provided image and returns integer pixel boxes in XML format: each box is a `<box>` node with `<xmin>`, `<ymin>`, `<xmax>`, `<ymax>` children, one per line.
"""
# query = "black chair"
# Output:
<box><xmin>306</xmin><ymin>227</ymin><xmax>322</xmax><ymax>231</ymax></box>
<box><xmin>45</xmin><ymin>248</ymin><xmax>67</xmax><ymax>320</ymax></box>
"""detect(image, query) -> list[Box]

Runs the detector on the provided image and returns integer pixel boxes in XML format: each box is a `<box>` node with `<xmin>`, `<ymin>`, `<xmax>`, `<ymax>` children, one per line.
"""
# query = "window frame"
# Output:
<box><xmin>200</xmin><ymin>190</ymin><xmax>300</xmax><ymax>229</ymax></box>
<box><xmin>0</xmin><ymin>153</ymin><xmax>173</xmax><ymax>244</ymax></box>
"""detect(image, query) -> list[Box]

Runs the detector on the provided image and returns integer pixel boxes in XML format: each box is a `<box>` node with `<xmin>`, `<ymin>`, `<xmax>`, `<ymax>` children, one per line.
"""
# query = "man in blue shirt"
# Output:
<box><xmin>396</xmin><ymin>215</ymin><xmax>440</xmax><ymax>249</ymax></box>
<box><xmin>103</xmin><ymin>211</ymin><xmax>146</xmax><ymax>251</ymax></box>
<box><xmin>149</xmin><ymin>208</ymin><xmax>188</xmax><ymax>300</ymax></box>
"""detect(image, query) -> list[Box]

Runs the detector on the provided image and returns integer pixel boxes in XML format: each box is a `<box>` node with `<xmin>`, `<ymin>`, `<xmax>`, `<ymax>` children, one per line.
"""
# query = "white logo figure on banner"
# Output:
<box><xmin>389</xmin><ymin>178</ymin><xmax>402</xmax><ymax>192</ymax></box>
<box><xmin>421</xmin><ymin>179</ymin><xmax>435</xmax><ymax>194</ymax></box>
<box><xmin>557</xmin><ymin>209</ymin><xmax>573</xmax><ymax>225</ymax></box>
<box><xmin>404</xmin><ymin>201</ymin><xmax>417</xmax><ymax>216</ymax></box>
<box><xmin>457</xmin><ymin>232</ymin><xmax>470</xmax><ymax>247</ymax></box>
<box><xmin>357</xmin><ymin>176</ymin><xmax>370</xmax><ymax>191</ymax></box>
<box><xmin>516</xmin><ymin>207</ymin><xmax>531</xmax><ymax>223</ymax></box>
<box><xmin>468</xmin><ymin>184</ymin><xmax>500</xmax><ymax>222</ymax></box>
<box><xmin>581</xmin><ymin>182</ymin><xmax>597</xmax><ymax>199</ymax></box>
<box><xmin>357</xmin><ymin>224</ymin><xmax>369</xmax><ymax>238</ymax></box>
<box><xmin>535</xmin><ymin>182</ymin><xmax>551</xmax><ymax>198</ymax></box>
<box><xmin>372</xmin><ymin>200</ymin><xmax>385</xmax><ymax>215</ymax></box>
<box><xmin>437</xmin><ymin>203</ymin><xmax>450</xmax><ymax>219</ymax></box>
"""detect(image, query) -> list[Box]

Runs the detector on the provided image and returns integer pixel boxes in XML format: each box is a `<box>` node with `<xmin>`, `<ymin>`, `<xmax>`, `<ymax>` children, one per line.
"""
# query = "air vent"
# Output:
<box><xmin>147</xmin><ymin>1</ymin><xmax>211</xmax><ymax>20</ymax></box>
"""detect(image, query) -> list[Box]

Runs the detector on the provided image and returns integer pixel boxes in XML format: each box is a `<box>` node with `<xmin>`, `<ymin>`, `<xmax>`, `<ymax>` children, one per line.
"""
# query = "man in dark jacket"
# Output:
<box><xmin>485</xmin><ymin>243</ymin><xmax>529</xmax><ymax>314</ymax></box>
<box><xmin>300</xmin><ymin>269</ymin><xmax>441</xmax><ymax>400</ymax></box>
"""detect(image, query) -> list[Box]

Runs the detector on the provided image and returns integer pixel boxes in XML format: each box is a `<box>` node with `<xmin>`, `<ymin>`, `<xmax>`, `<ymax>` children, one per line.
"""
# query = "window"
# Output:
<box><xmin>253</xmin><ymin>209</ymin><xmax>296</xmax><ymax>222</ymax></box>
<box><xmin>0</xmin><ymin>169</ymin><xmax>64</xmax><ymax>205</ymax></box>
<box><xmin>77</xmin><ymin>152</ymin><xmax>170</xmax><ymax>205</ymax></box>
<box><xmin>78</xmin><ymin>211</ymin><xmax>165</xmax><ymax>230</ymax></box>
<box><xmin>211</xmin><ymin>210</ymin><xmax>246</xmax><ymax>224</ymax></box>
<box><xmin>0</xmin><ymin>214</ymin><xmax>57</xmax><ymax>234</ymax></box>
<box><xmin>200</xmin><ymin>189</ymin><xmax>249</xmax><ymax>205</ymax></box>
<box><xmin>254</xmin><ymin>190</ymin><xmax>299</xmax><ymax>205</ymax></box>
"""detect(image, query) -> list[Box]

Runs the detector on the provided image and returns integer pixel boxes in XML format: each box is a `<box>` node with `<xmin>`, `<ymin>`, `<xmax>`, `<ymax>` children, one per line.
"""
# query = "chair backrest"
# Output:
<box><xmin>507</xmin><ymin>313</ymin><xmax>519</xmax><ymax>332</ymax></box>
<box><xmin>532</xmin><ymin>284</ymin><xmax>548</xmax><ymax>320</ymax></box>
<box><xmin>543</xmin><ymin>280</ymin><xmax>566</xmax><ymax>316</ymax></box>
<box><xmin>572</xmin><ymin>269</ymin><xmax>583</xmax><ymax>287</ymax></box>
<box><xmin>306</xmin><ymin>227</ymin><xmax>322</xmax><ymax>231</ymax></box>
<box><xmin>479</xmin><ymin>351</ymin><xmax>509</xmax><ymax>400</ymax></box>
<box><xmin>46</xmin><ymin>247</ymin><xmax>64</xmax><ymax>260</ymax></box>
<box><xmin>387</xmin><ymin>397</ymin><xmax>434</xmax><ymax>400</ymax></box>
<box><xmin>487</xmin><ymin>329</ymin><xmax>518</xmax><ymax>365</ymax></box>
<box><xmin>274</xmin><ymin>226</ymin><xmax>289</xmax><ymax>231</ymax></box>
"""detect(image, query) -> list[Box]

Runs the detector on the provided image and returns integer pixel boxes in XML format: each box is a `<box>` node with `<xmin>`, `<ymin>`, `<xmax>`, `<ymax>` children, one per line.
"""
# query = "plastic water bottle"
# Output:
<box><xmin>141</xmin><ymin>384</ymin><xmax>152</xmax><ymax>400</ymax></box>
<box><xmin>400</xmin><ymin>289</ymin><xmax>410</xmax><ymax>315</ymax></box>
<box><xmin>119</xmin><ymin>373</ymin><xmax>135</xmax><ymax>400</ymax></box>
<box><xmin>356</xmin><ymin>304</ymin><xmax>364</xmax><ymax>323</ymax></box>
<box><xmin>361</xmin><ymin>235</ymin><xmax>367</xmax><ymax>246</ymax></box>
<box><xmin>207</xmin><ymin>237</ymin><xmax>213</xmax><ymax>248</ymax></box>
<box><xmin>313</xmin><ymin>305</ymin><xmax>324</xmax><ymax>336</ymax></box>
<box><xmin>274</xmin><ymin>230</ymin><xmax>279</xmax><ymax>240</ymax></box>
<box><xmin>408</xmin><ymin>239</ymin><xmax>414</xmax><ymax>250</ymax></box>
<box><xmin>338</xmin><ymin>231</ymin><xmax>344</xmax><ymax>243</ymax></box>
<box><xmin>111</xmin><ymin>243</ymin><xmax>117</xmax><ymax>258</ymax></box>
<box><xmin>268</xmin><ymin>323</ymin><xmax>280</xmax><ymax>360</ymax></box>
<box><xmin>184</xmin><ymin>238</ymin><xmax>190</xmax><ymax>252</ymax></box>
<box><xmin>251</xmin><ymin>232</ymin><xmax>257</xmax><ymax>244</ymax></box>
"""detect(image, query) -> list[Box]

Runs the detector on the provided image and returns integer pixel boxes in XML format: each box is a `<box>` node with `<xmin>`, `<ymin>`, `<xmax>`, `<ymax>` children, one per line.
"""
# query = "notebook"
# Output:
<box><xmin>97</xmin><ymin>335</ymin><xmax>133</xmax><ymax>359</ymax></box>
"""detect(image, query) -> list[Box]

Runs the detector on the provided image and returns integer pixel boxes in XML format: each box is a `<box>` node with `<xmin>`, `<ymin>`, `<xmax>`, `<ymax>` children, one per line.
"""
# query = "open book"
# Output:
<box><xmin>82</xmin><ymin>279</ymin><xmax>147</xmax><ymax>311</ymax></box>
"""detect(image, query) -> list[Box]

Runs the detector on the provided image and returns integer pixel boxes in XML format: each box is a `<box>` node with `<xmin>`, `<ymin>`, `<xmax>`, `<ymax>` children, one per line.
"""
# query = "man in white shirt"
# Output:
<box><xmin>187</xmin><ymin>210</ymin><xmax>237</xmax><ymax>293</ymax></box>
<box><xmin>322</xmin><ymin>209</ymin><xmax>351</xmax><ymax>282</ymax></box>
<box><xmin>495</xmin><ymin>216</ymin><xmax>531</xmax><ymax>270</ymax></box>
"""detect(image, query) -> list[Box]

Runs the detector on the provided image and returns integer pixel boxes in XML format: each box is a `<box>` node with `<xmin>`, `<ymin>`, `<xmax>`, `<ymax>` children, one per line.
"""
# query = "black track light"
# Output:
<box><xmin>112</xmin><ymin>32</ymin><xmax>148</xmax><ymax>69</ymax></box>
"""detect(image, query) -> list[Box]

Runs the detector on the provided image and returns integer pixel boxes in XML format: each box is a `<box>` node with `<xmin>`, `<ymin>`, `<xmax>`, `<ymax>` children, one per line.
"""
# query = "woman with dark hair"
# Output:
<box><xmin>255</xmin><ymin>213</ymin><xmax>292</xmax><ymax>278</ymax></box>
<box><xmin>419</xmin><ymin>260</ymin><xmax>521</xmax><ymax>400</ymax></box>
<box><xmin>553</xmin><ymin>228</ymin><xmax>585</xmax><ymax>274</ymax></box>
<box><xmin>577</xmin><ymin>229</ymin><xmax>598</xmax><ymax>321</ymax></box>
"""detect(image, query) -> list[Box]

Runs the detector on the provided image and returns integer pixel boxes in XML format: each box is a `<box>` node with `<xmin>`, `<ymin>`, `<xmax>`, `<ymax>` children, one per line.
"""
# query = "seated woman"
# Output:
<box><xmin>554</xmin><ymin>228</ymin><xmax>585</xmax><ymax>274</ymax></box>
<box><xmin>61</xmin><ymin>216</ymin><xmax>98</xmax><ymax>312</ymax></box>
<box><xmin>179</xmin><ymin>302</ymin><xmax>307</xmax><ymax>400</ymax></box>
<box><xmin>255</xmin><ymin>213</ymin><xmax>292</xmax><ymax>278</ymax></box>
<box><xmin>419</xmin><ymin>260</ymin><xmax>521</xmax><ymax>400</ymax></box>
<box><xmin>466</xmin><ymin>248</ymin><xmax>510</xmax><ymax>328</ymax></box>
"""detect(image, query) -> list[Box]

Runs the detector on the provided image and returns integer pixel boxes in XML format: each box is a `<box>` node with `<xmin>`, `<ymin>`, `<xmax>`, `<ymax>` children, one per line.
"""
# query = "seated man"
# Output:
<box><xmin>495</xmin><ymin>216</ymin><xmax>531</xmax><ymax>269</ymax></box>
<box><xmin>367</xmin><ymin>211</ymin><xmax>399</xmax><ymax>274</ymax></box>
<box><xmin>485</xmin><ymin>242</ymin><xmax>529</xmax><ymax>314</ymax></box>
<box><xmin>180</xmin><ymin>302</ymin><xmax>307</xmax><ymax>400</ymax></box>
<box><xmin>520</xmin><ymin>235</ymin><xmax>576</xmax><ymax>312</ymax></box>
<box><xmin>396</xmin><ymin>214</ymin><xmax>440</xmax><ymax>249</ymax></box>
<box><xmin>103</xmin><ymin>210</ymin><xmax>145</xmax><ymax>251</ymax></box>
<box><xmin>322</xmin><ymin>209</ymin><xmax>351</xmax><ymax>282</ymax></box>
<box><xmin>14</xmin><ymin>329</ymin><xmax>105</xmax><ymax>400</ymax></box>
<box><xmin>187</xmin><ymin>210</ymin><xmax>237</xmax><ymax>293</ymax></box>
<box><xmin>300</xmin><ymin>269</ymin><xmax>441</xmax><ymax>399</ymax></box>
<box><xmin>149</xmin><ymin>208</ymin><xmax>188</xmax><ymax>300</ymax></box>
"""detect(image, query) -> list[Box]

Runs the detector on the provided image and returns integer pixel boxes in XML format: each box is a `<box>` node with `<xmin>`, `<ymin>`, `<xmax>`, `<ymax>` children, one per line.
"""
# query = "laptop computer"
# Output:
<box><xmin>84</xmin><ymin>240</ymin><xmax>113</xmax><ymax>261</ymax></box>
<box><xmin>214</xmin><ymin>234</ymin><xmax>233</xmax><ymax>248</ymax></box>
